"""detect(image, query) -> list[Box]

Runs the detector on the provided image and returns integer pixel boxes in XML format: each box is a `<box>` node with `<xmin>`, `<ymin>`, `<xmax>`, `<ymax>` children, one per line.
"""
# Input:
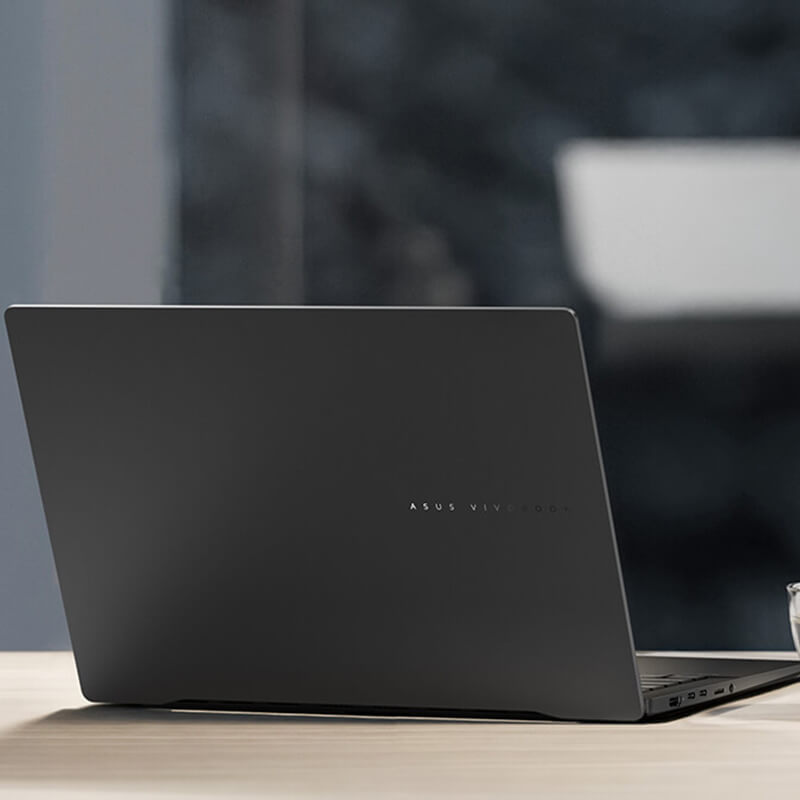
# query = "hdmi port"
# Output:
<box><xmin>713</xmin><ymin>688</ymin><xmax>725</xmax><ymax>695</ymax></box>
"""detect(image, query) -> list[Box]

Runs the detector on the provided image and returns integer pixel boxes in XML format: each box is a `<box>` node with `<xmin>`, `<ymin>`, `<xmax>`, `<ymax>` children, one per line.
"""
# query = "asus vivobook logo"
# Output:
<box><xmin>408</xmin><ymin>501</ymin><xmax>569</xmax><ymax>513</ymax></box>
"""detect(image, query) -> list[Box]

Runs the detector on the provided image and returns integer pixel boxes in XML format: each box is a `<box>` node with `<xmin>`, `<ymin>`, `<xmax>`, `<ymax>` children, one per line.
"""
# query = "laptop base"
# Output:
<box><xmin>637</xmin><ymin>654</ymin><xmax>800</xmax><ymax>718</ymax></box>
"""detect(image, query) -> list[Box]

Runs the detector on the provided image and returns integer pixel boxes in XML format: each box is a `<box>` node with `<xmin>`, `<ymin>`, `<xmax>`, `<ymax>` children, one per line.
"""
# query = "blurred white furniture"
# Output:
<box><xmin>1</xmin><ymin>651</ymin><xmax>799</xmax><ymax>798</ymax></box>
<box><xmin>557</xmin><ymin>140</ymin><xmax>800</xmax><ymax>317</ymax></box>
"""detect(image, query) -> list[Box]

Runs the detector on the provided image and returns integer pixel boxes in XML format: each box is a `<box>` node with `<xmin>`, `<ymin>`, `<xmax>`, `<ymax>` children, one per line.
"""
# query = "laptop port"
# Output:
<box><xmin>729</xmin><ymin>683</ymin><xmax>735</xmax><ymax>693</ymax></box>
<box><xmin>687</xmin><ymin>692</ymin><xmax>696</xmax><ymax>700</ymax></box>
<box><xmin>713</xmin><ymin>688</ymin><xmax>725</xmax><ymax>695</ymax></box>
<box><xmin>699</xmin><ymin>689</ymin><xmax>708</xmax><ymax>697</ymax></box>
<box><xmin>669</xmin><ymin>696</ymin><xmax>682</xmax><ymax>708</ymax></box>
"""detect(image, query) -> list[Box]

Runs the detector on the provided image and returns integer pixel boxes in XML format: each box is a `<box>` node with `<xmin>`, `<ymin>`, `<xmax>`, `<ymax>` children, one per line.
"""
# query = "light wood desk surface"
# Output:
<box><xmin>2</xmin><ymin>652</ymin><xmax>800</xmax><ymax>798</ymax></box>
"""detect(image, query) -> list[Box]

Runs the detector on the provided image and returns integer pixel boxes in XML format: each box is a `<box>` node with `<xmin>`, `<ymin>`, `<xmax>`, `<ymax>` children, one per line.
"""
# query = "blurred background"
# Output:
<box><xmin>3</xmin><ymin>0</ymin><xmax>800</xmax><ymax>650</ymax></box>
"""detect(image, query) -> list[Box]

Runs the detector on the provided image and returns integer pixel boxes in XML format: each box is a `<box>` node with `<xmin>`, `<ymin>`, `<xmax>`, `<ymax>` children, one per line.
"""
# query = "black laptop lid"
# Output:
<box><xmin>6</xmin><ymin>306</ymin><xmax>643</xmax><ymax>721</ymax></box>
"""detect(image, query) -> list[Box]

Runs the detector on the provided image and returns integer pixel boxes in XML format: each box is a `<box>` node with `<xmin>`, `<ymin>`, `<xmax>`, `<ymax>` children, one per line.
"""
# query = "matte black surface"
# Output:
<box><xmin>7</xmin><ymin>306</ymin><xmax>797</xmax><ymax>722</ymax></box>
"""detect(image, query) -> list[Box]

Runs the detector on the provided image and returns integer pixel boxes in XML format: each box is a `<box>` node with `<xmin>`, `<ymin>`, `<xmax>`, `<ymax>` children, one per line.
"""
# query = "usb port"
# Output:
<box><xmin>714</xmin><ymin>688</ymin><xmax>725</xmax><ymax>696</ymax></box>
<box><xmin>669</xmin><ymin>696</ymin><xmax>682</xmax><ymax>708</ymax></box>
<box><xmin>699</xmin><ymin>690</ymin><xmax>708</xmax><ymax>697</ymax></box>
<box><xmin>687</xmin><ymin>692</ymin><xmax>696</xmax><ymax>700</ymax></box>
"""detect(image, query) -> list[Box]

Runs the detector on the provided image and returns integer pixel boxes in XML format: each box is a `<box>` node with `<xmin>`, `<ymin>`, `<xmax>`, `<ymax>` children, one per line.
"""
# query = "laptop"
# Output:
<box><xmin>6</xmin><ymin>305</ymin><xmax>800</xmax><ymax>721</ymax></box>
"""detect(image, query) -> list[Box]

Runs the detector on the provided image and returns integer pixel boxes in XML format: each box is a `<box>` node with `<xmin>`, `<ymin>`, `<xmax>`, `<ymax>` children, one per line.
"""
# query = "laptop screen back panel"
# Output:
<box><xmin>6</xmin><ymin>306</ymin><xmax>643</xmax><ymax>721</ymax></box>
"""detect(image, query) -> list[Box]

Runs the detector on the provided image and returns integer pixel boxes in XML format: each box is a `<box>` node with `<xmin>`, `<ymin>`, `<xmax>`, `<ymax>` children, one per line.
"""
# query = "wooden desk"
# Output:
<box><xmin>2</xmin><ymin>652</ymin><xmax>800</xmax><ymax>798</ymax></box>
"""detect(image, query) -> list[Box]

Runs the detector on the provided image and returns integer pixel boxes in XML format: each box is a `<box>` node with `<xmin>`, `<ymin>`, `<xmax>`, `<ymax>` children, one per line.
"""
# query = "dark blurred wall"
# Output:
<box><xmin>175</xmin><ymin>0</ymin><xmax>800</xmax><ymax>649</ymax></box>
<box><xmin>178</xmin><ymin>0</ymin><xmax>800</xmax><ymax>307</ymax></box>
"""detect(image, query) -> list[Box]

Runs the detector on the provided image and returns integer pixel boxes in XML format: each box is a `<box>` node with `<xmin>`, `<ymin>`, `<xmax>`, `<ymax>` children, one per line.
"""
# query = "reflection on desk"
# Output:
<box><xmin>1</xmin><ymin>652</ymin><xmax>799</xmax><ymax>798</ymax></box>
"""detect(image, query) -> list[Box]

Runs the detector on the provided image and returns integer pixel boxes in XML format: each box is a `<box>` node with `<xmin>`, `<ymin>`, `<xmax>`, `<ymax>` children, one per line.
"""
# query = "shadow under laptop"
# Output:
<box><xmin>700</xmin><ymin>702</ymin><xmax>800</xmax><ymax>724</ymax></box>
<box><xmin>682</xmin><ymin>681</ymin><xmax>800</xmax><ymax>726</ymax></box>
<box><xmin>0</xmin><ymin>704</ymin><xmax>550</xmax><ymax>790</ymax></box>
<box><xmin>18</xmin><ymin>703</ymin><xmax>549</xmax><ymax>726</ymax></box>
